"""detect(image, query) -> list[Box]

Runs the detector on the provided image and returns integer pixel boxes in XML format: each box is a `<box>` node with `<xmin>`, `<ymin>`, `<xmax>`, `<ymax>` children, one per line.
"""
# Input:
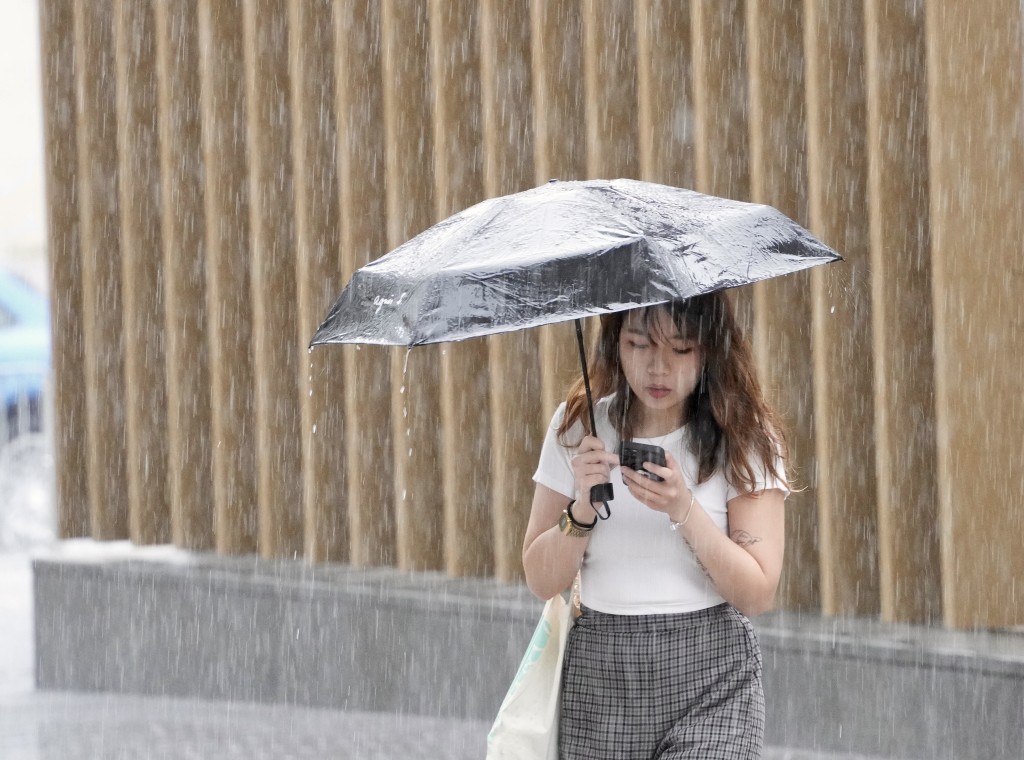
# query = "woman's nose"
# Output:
<box><xmin>649</xmin><ymin>348</ymin><xmax>669</xmax><ymax>373</ymax></box>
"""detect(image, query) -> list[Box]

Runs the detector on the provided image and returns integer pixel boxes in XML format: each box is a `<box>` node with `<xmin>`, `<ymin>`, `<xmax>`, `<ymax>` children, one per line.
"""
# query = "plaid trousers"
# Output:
<box><xmin>558</xmin><ymin>603</ymin><xmax>764</xmax><ymax>759</ymax></box>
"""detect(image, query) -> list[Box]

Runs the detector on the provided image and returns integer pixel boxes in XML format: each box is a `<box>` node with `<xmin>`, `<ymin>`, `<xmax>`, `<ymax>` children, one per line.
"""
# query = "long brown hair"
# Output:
<box><xmin>557</xmin><ymin>292</ymin><xmax>789</xmax><ymax>494</ymax></box>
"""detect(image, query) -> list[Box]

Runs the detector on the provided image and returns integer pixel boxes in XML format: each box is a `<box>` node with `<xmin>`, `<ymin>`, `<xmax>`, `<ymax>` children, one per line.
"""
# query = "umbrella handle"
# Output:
<box><xmin>575</xmin><ymin>318</ymin><xmax>613</xmax><ymax>518</ymax></box>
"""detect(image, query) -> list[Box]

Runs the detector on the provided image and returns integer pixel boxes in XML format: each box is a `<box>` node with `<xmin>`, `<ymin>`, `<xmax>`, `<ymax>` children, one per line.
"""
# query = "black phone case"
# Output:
<box><xmin>619</xmin><ymin>441</ymin><xmax>667</xmax><ymax>481</ymax></box>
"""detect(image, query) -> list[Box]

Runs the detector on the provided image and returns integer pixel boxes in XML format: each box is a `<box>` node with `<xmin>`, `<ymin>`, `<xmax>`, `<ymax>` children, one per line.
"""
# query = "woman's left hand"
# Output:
<box><xmin>620</xmin><ymin>452</ymin><xmax>693</xmax><ymax>523</ymax></box>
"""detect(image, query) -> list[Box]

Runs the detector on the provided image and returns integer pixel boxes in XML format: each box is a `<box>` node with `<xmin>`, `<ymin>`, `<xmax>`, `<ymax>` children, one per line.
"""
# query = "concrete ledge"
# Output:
<box><xmin>34</xmin><ymin>544</ymin><xmax>1024</xmax><ymax>759</ymax></box>
<box><xmin>34</xmin><ymin>544</ymin><xmax>539</xmax><ymax>719</ymax></box>
<box><xmin>755</xmin><ymin>611</ymin><xmax>1024</xmax><ymax>758</ymax></box>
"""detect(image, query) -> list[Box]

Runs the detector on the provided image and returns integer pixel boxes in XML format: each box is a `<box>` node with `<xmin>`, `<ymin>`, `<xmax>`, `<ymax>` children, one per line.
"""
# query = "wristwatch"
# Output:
<box><xmin>559</xmin><ymin>501</ymin><xmax>596</xmax><ymax>538</ymax></box>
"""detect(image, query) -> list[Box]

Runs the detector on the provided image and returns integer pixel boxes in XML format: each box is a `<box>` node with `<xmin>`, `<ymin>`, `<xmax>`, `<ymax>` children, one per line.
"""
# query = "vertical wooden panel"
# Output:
<box><xmin>114</xmin><ymin>0</ymin><xmax>171</xmax><ymax>546</ymax></box>
<box><xmin>864</xmin><ymin>0</ymin><xmax>940</xmax><ymax>623</ymax></box>
<box><xmin>380</xmin><ymin>0</ymin><xmax>443</xmax><ymax>571</ymax></box>
<box><xmin>530</xmin><ymin>0</ymin><xmax>585</xmax><ymax>186</ymax></box>
<box><xmin>691</xmin><ymin>0</ymin><xmax>749</xmax><ymax>200</ymax></box>
<box><xmin>925</xmin><ymin>2</ymin><xmax>1024</xmax><ymax>629</ymax></box>
<box><xmin>691</xmin><ymin>0</ymin><xmax>753</xmax><ymax>329</ymax></box>
<box><xmin>428</xmin><ymin>0</ymin><xmax>491</xmax><ymax>577</ymax></box>
<box><xmin>154</xmin><ymin>0</ymin><xmax>214</xmax><ymax>551</ymax></box>
<box><xmin>197</xmin><ymin>0</ymin><xmax>258</xmax><ymax>554</ymax></box>
<box><xmin>746</xmin><ymin>0</ymin><xmax>819</xmax><ymax>611</ymax></box>
<box><xmin>581</xmin><ymin>0</ymin><xmax>639</xmax><ymax>179</ymax></box>
<box><xmin>804</xmin><ymin>0</ymin><xmax>878</xmax><ymax>616</ymax></box>
<box><xmin>635</xmin><ymin>0</ymin><xmax>695</xmax><ymax>188</ymax></box>
<box><xmin>580</xmin><ymin>0</ymin><xmax>638</xmax><ymax>438</ymax></box>
<box><xmin>530</xmin><ymin>0</ymin><xmax>584</xmax><ymax>421</ymax></box>
<box><xmin>242</xmin><ymin>0</ymin><xmax>303</xmax><ymax>559</ymax></box>
<box><xmin>40</xmin><ymin>0</ymin><xmax>90</xmax><ymax>538</ymax></box>
<box><xmin>481</xmin><ymin>0</ymin><xmax>537</xmax><ymax>582</ymax></box>
<box><xmin>335</xmin><ymin>0</ymin><xmax>394</xmax><ymax>567</ymax></box>
<box><xmin>72</xmin><ymin>0</ymin><xmax>129</xmax><ymax>540</ymax></box>
<box><xmin>290</xmin><ymin>0</ymin><xmax>345</xmax><ymax>563</ymax></box>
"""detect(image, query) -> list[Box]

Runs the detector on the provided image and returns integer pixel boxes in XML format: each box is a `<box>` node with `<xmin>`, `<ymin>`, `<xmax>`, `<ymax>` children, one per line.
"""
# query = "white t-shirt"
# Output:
<box><xmin>533</xmin><ymin>395</ymin><xmax>788</xmax><ymax>615</ymax></box>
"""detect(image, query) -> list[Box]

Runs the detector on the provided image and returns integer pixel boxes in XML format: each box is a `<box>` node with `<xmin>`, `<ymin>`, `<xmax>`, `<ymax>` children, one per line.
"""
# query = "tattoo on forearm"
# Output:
<box><xmin>682</xmin><ymin>535</ymin><xmax>714</xmax><ymax>583</ymax></box>
<box><xmin>731</xmin><ymin>529</ymin><xmax>762</xmax><ymax>547</ymax></box>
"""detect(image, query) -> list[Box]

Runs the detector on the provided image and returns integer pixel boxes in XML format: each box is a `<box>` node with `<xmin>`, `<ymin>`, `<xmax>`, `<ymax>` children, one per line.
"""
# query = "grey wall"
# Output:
<box><xmin>35</xmin><ymin>554</ymin><xmax>1024</xmax><ymax>758</ymax></box>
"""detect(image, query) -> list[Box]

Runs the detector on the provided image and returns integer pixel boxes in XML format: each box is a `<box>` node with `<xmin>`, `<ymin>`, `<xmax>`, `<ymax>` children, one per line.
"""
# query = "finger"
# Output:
<box><xmin>621</xmin><ymin>467</ymin><xmax>661</xmax><ymax>494</ymax></box>
<box><xmin>646</xmin><ymin>451</ymin><xmax>684</xmax><ymax>482</ymax></box>
<box><xmin>573</xmin><ymin>451</ymin><xmax>619</xmax><ymax>469</ymax></box>
<box><xmin>578</xmin><ymin>470</ymin><xmax>613</xmax><ymax>485</ymax></box>
<box><xmin>642</xmin><ymin>461</ymin><xmax>673</xmax><ymax>481</ymax></box>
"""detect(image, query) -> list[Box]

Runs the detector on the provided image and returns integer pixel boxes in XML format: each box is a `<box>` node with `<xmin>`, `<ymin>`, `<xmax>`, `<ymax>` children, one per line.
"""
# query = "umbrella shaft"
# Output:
<box><xmin>574</xmin><ymin>319</ymin><xmax>598</xmax><ymax>436</ymax></box>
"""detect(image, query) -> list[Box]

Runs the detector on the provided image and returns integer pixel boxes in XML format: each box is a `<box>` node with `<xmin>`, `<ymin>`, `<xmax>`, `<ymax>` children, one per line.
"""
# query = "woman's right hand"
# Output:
<box><xmin>570</xmin><ymin>435</ymin><xmax>619</xmax><ymax>513</ymax></box>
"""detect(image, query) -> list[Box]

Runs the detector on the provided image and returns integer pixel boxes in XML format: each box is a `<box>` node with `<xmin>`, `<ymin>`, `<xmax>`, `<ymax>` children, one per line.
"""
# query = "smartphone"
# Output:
<box><xmin>619</xmin><ymin>441</ymin><xmax>667</xmax><ymax>482</ymax></box>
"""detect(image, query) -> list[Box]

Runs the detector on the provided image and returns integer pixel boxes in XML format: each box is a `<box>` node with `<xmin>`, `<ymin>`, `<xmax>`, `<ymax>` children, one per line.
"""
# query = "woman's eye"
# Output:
<box><xmin>674</xmin><ymin>346</ymin><xmax>694</xmax><ymax>355</ymax></box>
<box><xmin>628</xmin><ymin>340</ymin><xmax>650</xmax><ymax>349</ymax></box>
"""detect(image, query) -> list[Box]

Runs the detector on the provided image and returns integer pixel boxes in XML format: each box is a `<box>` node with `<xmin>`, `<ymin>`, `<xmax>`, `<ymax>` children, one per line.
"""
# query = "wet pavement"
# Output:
<box><xmin>0</xmin><ymin>691</ymin><xmax>489</xmax><ymax>760</ymax></box>
<box><xmin>0</xmin><ymin>552</ymin><xmax>887</xmax><ymax>759</ymax></box>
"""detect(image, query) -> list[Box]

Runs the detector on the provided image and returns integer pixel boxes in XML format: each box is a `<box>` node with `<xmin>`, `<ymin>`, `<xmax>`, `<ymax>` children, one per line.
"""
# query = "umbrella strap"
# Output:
<box><xmin>574</xmin><ymin>319</ymin><xmax>613</xmax><ymax>519</ymax></box>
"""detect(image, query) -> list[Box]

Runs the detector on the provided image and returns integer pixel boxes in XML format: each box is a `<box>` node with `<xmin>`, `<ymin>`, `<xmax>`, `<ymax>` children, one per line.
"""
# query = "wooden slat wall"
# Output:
<box><xmin>196</xmin><ymin>0</ymin><xmax>258</xmax><ymax>555</ymax></box>
<box><xmin>290</xmin><ymin>0</ymin><xmax>346</xmax><ymax>563</ymax></box>
<box><xmin>691</xmin><ymin>0</ymin><xmax>754</xmax><ymax>327</ymax></box>
<box><xmin>380</xmin><ymin>0</ymin><xmax>443</xmax><ymax>572</ymax></box>
<box><xmin>582</xmin><ymin>0</ymin><xmax>639</xmax><ymax>179</ymax></box>
<box><xmin>864</xmin><ymin>0</ymin><xmax>940</xmax><ymax>623</ymax></box>
<box><xmin>153</xmin><ymin>0</ymin><xmax>214</xmax><ymax>551</ymax></box>
<box><xmin>530</xmin><ymin>0</ymin><xmax>583</xmax><ymax>425</ymax></box>
<box><xmin>746</xmin><ymin>0</ymin><xmax>819</xmax><ymax>611</ymax></box>
<box><xmin>636</xmin><ymin>0</ymin><xmax>694</xmax><ymax>189</ymax></box>
<box><xmin>924</xmin><ymin>1</ymin><xmax>1024</xmax><ymax>629</ymax></box>
<box><xmin>72</xmin><ymin>0</ymin><xmax>130</xmax><ymax>541</ymax></box>
<box><xmin>334</xmin><ymin>0</ymin><xmax>393</xmax><ymax>567</ymax></box>
<box><xmin>691</xmin><ymin>0</ymin><xmax>749</xmax><ymax>202</ymax></box>
<box><xmin>429</xmin><ymin>0</ymin><xmax>492</xmax><ymax>577</ymax></box>
<box><xmin>114</xmin><ymin>0</ymin><xmax>171</xmax><ymax>546</ymax></box>
<box><xmin>481</xmin><ymin>0</ymin><xmax>539</xmax><ymax>582</ymax></box>
<box><xmin>39</xmin><ymin>0</ymin><xmax>1024</xmax><ymax>630</ymax></box>
<box><xmin>804</xmin><ymin>0</ymin><xmax>879</xmax><ymax>617</ymax></box>
<box><xmin>243</xmin><ymin>0</ymin><xmax>305</xmax><ymax>559</ymax></box>
<box><xmin>40</xmin><ymin>0</ymin><xmax>89</xmax><ymax>539</ymax></box>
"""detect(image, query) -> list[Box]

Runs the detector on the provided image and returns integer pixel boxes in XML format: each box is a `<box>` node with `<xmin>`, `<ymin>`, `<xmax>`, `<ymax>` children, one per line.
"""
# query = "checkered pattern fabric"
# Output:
<box><xmin>558</xmin><ymin>603</ymin><xmax>764</xmax><ymax>759</ymax></box>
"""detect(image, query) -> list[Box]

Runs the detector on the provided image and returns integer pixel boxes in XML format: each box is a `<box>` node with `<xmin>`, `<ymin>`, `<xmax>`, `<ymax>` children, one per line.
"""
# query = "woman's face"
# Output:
<box><xmin>618</xmin><ymin>308</ymin><xmax>703</xmax><ymax>429</ymax></box>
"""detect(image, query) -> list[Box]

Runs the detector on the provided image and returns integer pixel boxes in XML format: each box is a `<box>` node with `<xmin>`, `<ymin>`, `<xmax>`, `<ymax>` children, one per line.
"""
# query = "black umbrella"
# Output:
<box><xmin>310</xmin><ymin>178</ymin><xmax>841</xmax><ymax>509</ymax></box>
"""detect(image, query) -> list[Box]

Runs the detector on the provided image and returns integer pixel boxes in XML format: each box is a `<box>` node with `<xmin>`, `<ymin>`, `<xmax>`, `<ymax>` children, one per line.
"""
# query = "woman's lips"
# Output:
<box><xmin>646</xmin><ymin>386</ymin><xmax>671</xmax><ymax>399</ymax></box>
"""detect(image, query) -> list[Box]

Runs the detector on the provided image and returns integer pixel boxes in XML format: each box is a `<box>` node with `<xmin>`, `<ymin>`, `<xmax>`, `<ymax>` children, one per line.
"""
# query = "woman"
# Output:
<box><xmin>522</xmin><ymin>292</ymin><xmax>788</xmax><ymax>759</ymax></box>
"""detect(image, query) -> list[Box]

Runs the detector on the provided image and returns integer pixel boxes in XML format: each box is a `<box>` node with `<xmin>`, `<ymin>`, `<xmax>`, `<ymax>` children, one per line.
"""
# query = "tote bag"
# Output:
<box><xmin>486</xmin><ymin>593</ymin><xmax>573</xmax><ymax>760</ymax></box>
